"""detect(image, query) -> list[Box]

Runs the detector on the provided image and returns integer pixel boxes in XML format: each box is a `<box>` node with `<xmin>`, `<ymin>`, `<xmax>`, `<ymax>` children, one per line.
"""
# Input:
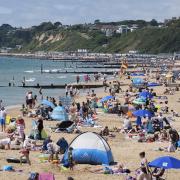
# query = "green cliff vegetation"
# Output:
<box><xmin>0</xmin><ymin>19</ymin><xmax>180</xmax><ymax>54</ymax></box>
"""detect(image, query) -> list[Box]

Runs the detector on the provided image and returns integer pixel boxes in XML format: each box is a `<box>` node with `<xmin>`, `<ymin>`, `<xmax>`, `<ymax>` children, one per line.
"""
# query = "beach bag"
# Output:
<box><xmin>3</xmin><ymin>165</ymin><xmax>13</xmax><ymax>171</ymax></box>
<box><xmin>28</xmin><ymin>172</ymin><xmax>39</xmax><ymax>180</ymax></box>
<box><xmin>103</xmin><ymin>166</ymin><xmax>113</xmax><ymax>174</ymax></box>
<box><xmin>63</xmin><ymin>161</ymin><xmax>70</xmax><ymax>168</ymax></box>
<box><xmin>41</xmin><ymin>129</ymin><xmax>48</xmax><ymax>139</ymax></box>
<box><xmin>6</xmin><ymin>157</ymin><xmax>27</xmax><ymax>163</ymax></box>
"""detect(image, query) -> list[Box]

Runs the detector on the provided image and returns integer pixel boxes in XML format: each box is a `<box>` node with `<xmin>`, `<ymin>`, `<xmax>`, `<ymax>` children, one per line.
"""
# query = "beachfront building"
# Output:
<box><xmin>116</xmin><ymin>25</ymin><xmax>129</xmax><ymax>34</ymax></box>
<box><xmin>130</xmin><ymin>24</ymin><xmax>139</xmax><ymax>32</ymax></box>
<box><xmin>100</xmin><ymin>25</ymin><xmax>117</xmax><ymax>37</ymax></box>
<box><xmin>0</xmin><ymin>47</ymin><xmax>13</xmax><ymax>53</ymax></box>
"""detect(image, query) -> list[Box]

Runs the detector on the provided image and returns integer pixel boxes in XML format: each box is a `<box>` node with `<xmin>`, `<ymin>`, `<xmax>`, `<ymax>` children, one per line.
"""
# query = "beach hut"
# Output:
<box><xmin>62</xmin><ymin>132</ymin><xmax>114</xmax><ymax>165</ymax></box>
<box><xmin>51</xmin><ymin>106</ymin><xmax>69</xmax><ymax>121</ymax></box>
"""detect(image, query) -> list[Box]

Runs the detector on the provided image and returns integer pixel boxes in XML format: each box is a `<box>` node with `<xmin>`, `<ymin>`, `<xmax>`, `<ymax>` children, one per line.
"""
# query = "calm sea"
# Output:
<box><xmin>0</xmin><ymin>56</ymin><xmax>105</xmax><ymax>106</ymax></box>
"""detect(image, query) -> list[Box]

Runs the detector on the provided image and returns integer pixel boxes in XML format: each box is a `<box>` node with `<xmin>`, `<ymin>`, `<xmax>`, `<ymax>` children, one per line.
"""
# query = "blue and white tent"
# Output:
<box><xmin>51</xmin><ymin>106</ymin><xmax>69</xmax><ymax>121</ymax></box>
<box><xmin>62</xmin><ymin>132</ymin><xmax>114</xmax><ymax>165</ymax></box>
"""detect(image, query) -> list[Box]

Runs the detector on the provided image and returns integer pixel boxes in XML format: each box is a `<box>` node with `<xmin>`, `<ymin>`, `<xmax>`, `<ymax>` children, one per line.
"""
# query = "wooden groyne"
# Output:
<box><xmin>41</xmin><ymin>71</ymin><xmax>115</xmax><ymax>75</ymax></box>
<box><xmin>18</xmin><ymin>83</ymin><xmax>105</xmax><ymax>89</ymax></box>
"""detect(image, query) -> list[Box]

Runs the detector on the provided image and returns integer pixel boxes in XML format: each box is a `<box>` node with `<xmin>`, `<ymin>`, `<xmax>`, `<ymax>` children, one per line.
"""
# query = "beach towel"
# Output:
<box><xmin>38</xmin><ymin>172</ymin><xmax>55</xmax><ymax>180</ymax></box>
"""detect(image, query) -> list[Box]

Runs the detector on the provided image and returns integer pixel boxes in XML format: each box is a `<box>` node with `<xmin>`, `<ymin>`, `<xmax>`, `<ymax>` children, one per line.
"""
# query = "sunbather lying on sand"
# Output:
<box><xmin>89</xmin><ymin>163</ymin><xmax>130</xmax><ymax>174</ymax></box>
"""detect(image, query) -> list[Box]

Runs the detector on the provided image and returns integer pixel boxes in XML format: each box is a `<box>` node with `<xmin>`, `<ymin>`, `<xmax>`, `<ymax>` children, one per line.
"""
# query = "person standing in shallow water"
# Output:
<box><xmin>39</xmin><ymin>88</ymin><xmax>43</xmax><ymax>100</ymax></box>
<box><xmin>76</xmin><ymin>75</ymin><xmax>80</xmax><ymax>84</ymax></box>
<box><xmin>0</xmin><ymin>100</ymin><xmax>2</xmax><ymax>110</ymax></box>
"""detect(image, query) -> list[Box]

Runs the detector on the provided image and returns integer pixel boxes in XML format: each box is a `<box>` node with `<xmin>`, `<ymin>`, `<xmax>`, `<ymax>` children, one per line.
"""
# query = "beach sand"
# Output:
<box><xmin>0</xmin><ymin>79</ymin><xmax>180</xmax><ymax>180</ymax></box>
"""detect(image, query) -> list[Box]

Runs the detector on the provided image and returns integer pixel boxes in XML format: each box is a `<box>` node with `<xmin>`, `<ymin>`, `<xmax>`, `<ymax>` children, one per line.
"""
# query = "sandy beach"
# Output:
<box><xmin>0</xmin><ymin>75</ymin><xmax>180</xmax><ymax>180</ymax></box>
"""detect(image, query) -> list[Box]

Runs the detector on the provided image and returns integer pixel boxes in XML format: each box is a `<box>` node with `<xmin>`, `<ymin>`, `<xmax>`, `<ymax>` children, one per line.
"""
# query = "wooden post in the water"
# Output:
<box><xmin>41</xmin><ymin>64</ymin><xmax>43</xmax><ymax>74</ymax></box>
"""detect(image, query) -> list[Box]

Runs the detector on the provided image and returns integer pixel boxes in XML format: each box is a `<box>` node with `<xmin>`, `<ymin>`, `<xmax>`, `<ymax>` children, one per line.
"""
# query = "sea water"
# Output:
<box><xmin>0</xmin><ymin>56</ymin><xmax>104</xmax><ymax>106</ymax></box>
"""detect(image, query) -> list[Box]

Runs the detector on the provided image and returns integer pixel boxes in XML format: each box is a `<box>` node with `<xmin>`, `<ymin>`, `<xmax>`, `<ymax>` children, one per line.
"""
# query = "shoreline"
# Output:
<box><xmin>5</xmin><ymin>104</ymin><xmax>21</xmax><ymax>110</ymax></box>
<box><xmin>0</xmin><ymin>52</ymin><xmax>175</xmax><ymax>62</ymax></box>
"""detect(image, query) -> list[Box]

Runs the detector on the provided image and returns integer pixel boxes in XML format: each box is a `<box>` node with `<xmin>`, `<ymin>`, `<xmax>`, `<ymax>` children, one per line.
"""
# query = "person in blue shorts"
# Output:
<box><xmin>0</xmin><ymin>107</ymin><xmax>7</xmax><ymax>132</ymax></box>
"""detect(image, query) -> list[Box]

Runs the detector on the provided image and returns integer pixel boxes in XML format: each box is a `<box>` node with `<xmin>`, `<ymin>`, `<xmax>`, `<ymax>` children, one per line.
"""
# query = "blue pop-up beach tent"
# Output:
<box><xmin>51</xmin><ymin>106</ymin><xmax>69</xmax><ymax>121</ymax></box>
<box><xmin>132</xmin><ymin>78</ymin><xmax>144</xmax><ymax>85</ymax></box>
<box><xmin>41</xmin><ymin>100</ymin><xmax>55</xmax><ymax>109</ymax></box>
<box><xmin>62</xmin><ymin>132</ymin><xmax>114</xmax><ymax>165</ymax></box>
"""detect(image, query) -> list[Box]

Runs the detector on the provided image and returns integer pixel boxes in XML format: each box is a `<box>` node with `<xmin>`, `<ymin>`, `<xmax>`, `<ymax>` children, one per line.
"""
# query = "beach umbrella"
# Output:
<box><xmin>133</xmin><ymin>109</ymin><xmax>153</xmax><ymax>117</ymax></box>
<box><xmin>149</xmin><ymin>156</ymin><xmax>180</xmax><ymax>169</ymax></box>
<box><xmin>147</xmin><ymin>82</ymin><xmax>160</xmax><ymax>87</ymax></box>
<box><xmin>133</xmin><ymin>98</ymin><xmax>146</xmax><ymax>105</ymax></box>
<box><xmin>100</xmin><ymin>95</ymin><xmax>114</xmax><ymax>103</ymax></box>
<box><xmin>41</xmin><ymin>100</ymin><xmax>55</xmax><ymax>108</ymax></box>
<box><xmin>139</xmin><ymin>91</ymin><xmax>153</xmax><ymax>99</ymax></box>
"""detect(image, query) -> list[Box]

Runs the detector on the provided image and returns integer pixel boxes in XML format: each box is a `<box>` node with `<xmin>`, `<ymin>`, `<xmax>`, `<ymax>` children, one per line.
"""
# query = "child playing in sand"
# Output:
<box><xmin>0</xmin><ymin>137</ymin><xmax>12</xmax><ymax>150</ymax></box>
<box><xmin>68</xmin><ymin>147</ymin><xmax>74</xmax><ymax>170</ymax></box>
<box><xmin>47</xmin><ymin>142</ymin><xmax>60</xmax><ymax>162</ymax></box>
<box><xmin>16</xmin><ymin>115</ymin><xmax>25</xmax><ymax>140</ymax></box>
<box><xmin>19</xmin><ymin>147</ymin><xmax>31</xmax><ymax>165</ymax></box>
<box><xmin>20</xmin><ymin>104</ymin><xmax>28</xmax><ymax>117</ymax></box>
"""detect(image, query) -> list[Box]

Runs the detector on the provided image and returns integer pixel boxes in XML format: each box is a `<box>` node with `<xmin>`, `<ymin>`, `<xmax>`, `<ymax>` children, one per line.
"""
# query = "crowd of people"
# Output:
<box><xmin>0</xmin><ymin>68</ymin><xmax>180</xmax><ymax>180</ymax></box>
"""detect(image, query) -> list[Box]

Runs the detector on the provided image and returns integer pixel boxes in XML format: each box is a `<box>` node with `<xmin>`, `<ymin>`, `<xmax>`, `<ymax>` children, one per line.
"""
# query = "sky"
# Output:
<box><xmin>0</xmin><ymin>0</ymin><xmax>180</xmax><ymax>27</ymax></box>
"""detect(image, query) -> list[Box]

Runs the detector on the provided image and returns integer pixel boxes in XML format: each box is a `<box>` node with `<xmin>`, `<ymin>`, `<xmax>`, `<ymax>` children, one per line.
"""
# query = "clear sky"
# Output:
<box><xmin>0</xmin><ymin>0</ymin><xmax>180</xmax><ymax>27</ymax></box>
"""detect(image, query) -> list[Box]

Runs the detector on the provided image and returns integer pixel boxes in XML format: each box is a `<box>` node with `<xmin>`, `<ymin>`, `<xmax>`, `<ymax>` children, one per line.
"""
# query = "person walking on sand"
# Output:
<box><xmin>0</xmin><ymin>107</ymin><xmax>7</xmax><ymax>132</ymax></box>
<box><xmin>37</xmin><ymin>116</ymin><xmax>44</xmax><ymax>140</ymax></box>
<box><xmin>16</xmin><ymin>115</ymin><xmax>25</xmax><ymax>141</ymax></box>
<box><xmin>19</xmin><ymin>147</ymin><xmax>31</xmax><ymax>165</ymax></box>
<box><xmin>135</xmin><ymin>152</ymin><xmax>152</xmax><ymax>180</ymax></box>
